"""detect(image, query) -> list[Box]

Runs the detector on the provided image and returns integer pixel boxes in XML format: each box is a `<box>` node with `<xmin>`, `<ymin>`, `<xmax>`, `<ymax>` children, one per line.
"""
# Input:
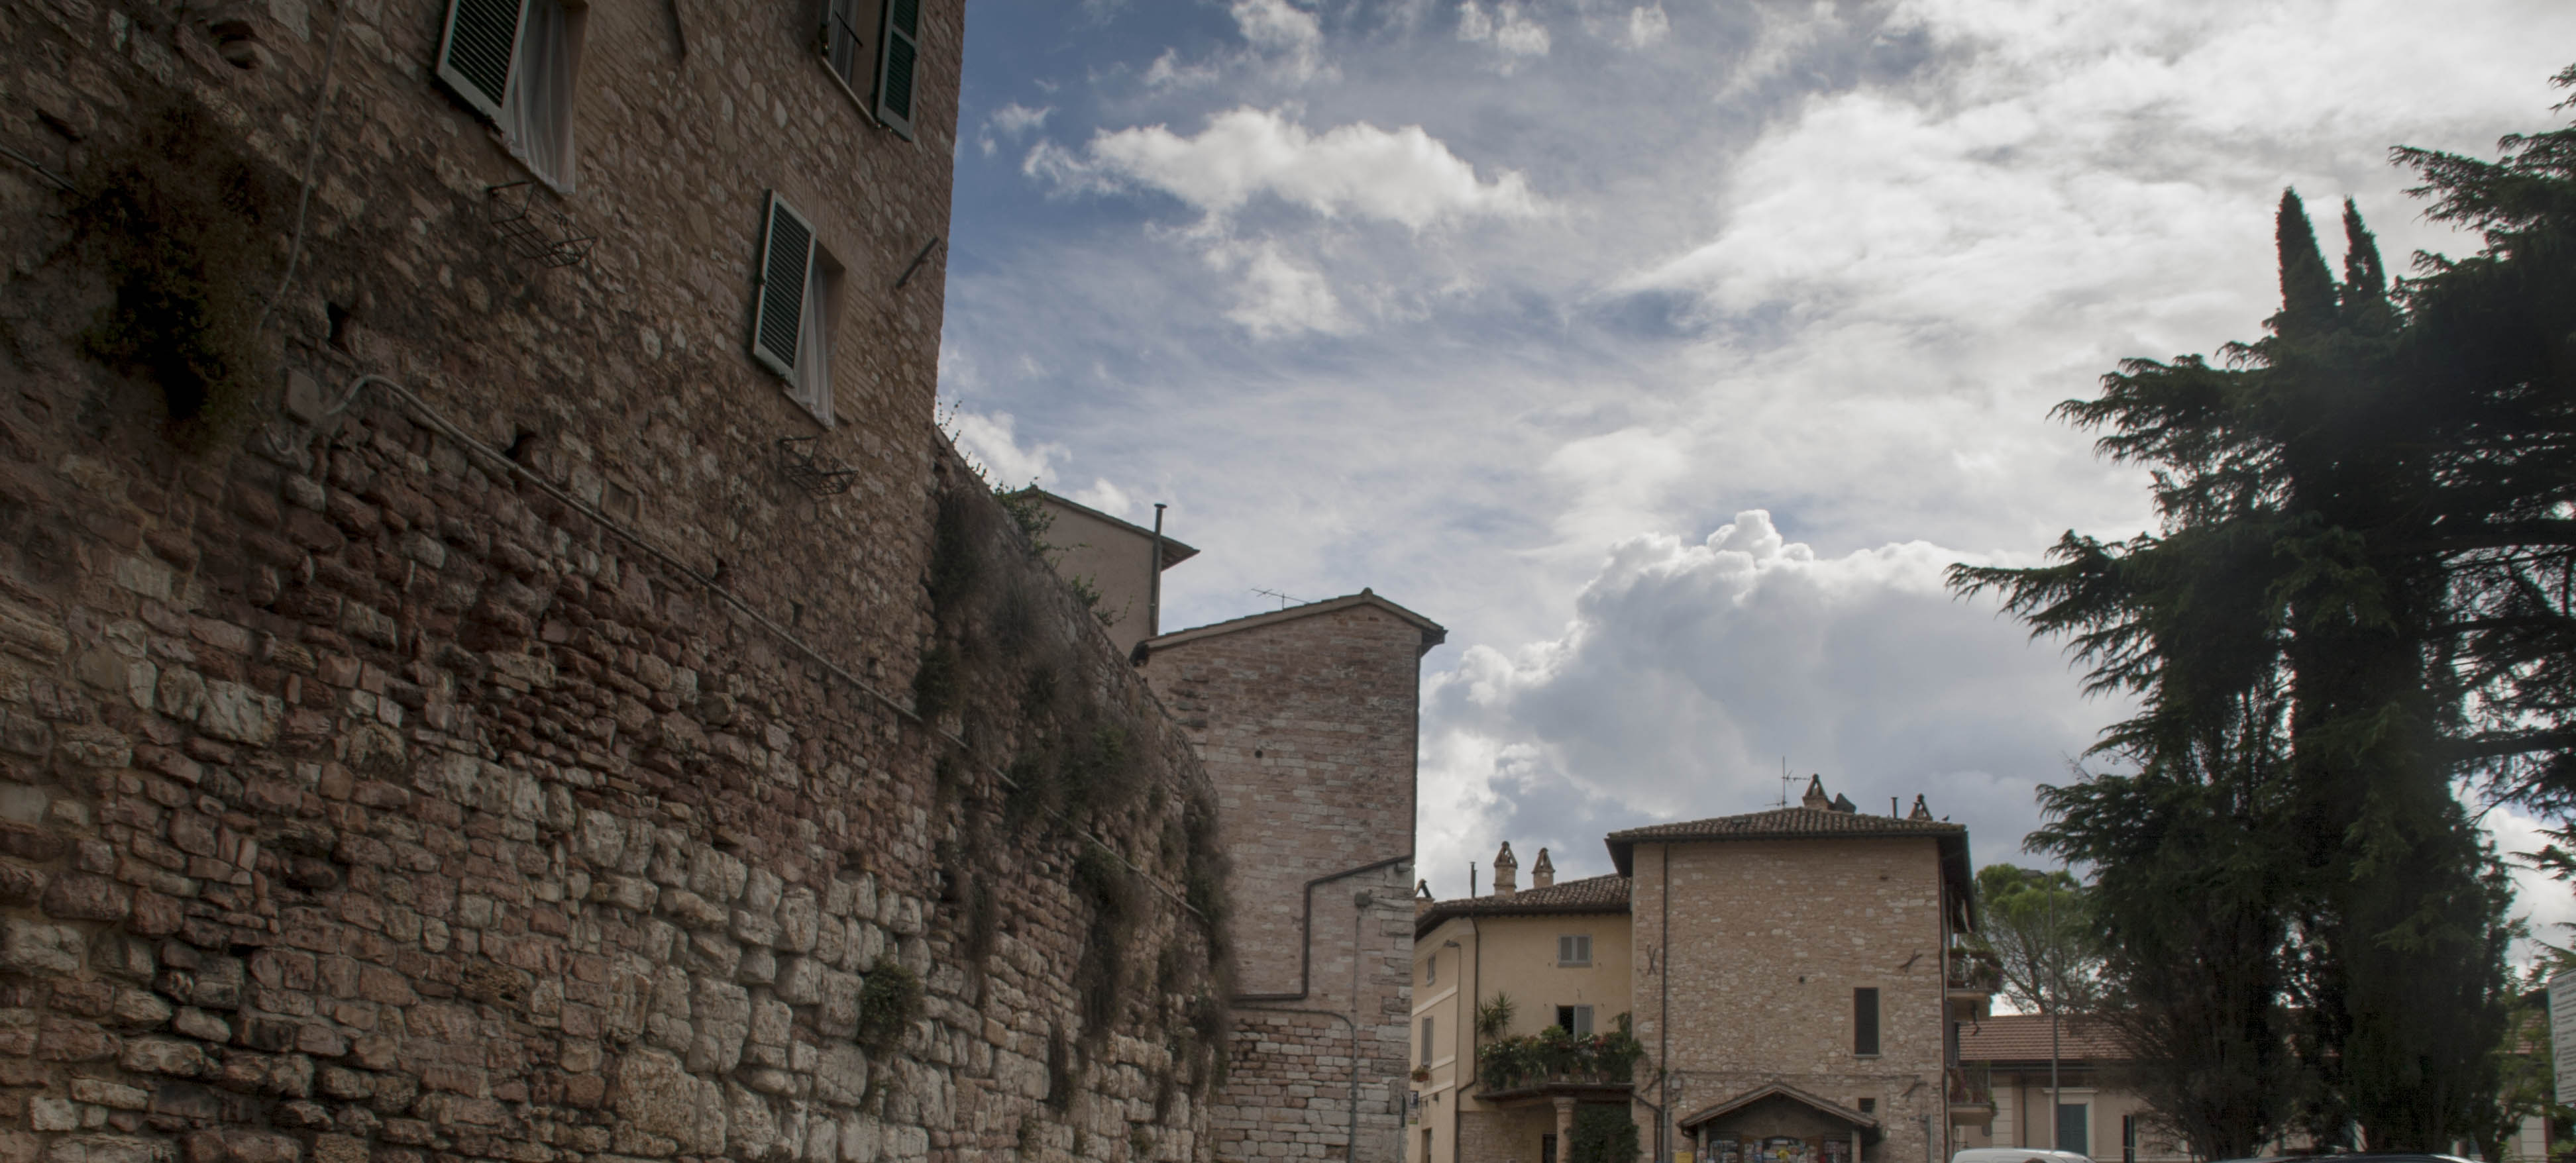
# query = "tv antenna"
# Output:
<box><xmin>1251</xmin><ymin>587</ymin><xmax>1304</xmax><ymax>610</ymax></box>
<box><xmin>1777</xmin><ymin>757</ymin><xmax>1792</xmax><ymax>809</ymax></box>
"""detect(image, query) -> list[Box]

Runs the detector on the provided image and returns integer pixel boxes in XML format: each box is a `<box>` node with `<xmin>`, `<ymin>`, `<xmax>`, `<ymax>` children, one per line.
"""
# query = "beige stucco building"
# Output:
<box><xmin>1950</xmin><ymin>1016</ymin><xmax>2186</xmax><ymax>1163</ymax></box>
<box><xmin>1409</xmin><ymin>779</ymin><xmax>1991</xmax><ymax>1163</ymax></box>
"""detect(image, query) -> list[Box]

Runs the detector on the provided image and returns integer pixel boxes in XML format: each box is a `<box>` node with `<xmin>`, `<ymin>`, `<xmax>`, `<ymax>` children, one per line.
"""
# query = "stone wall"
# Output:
<box><xmin>1633</xmin><ymin>838</ymin><xmax>1955</xmax><ymax>1163</ymax></box>
<box><xmin>1139</xmin><ymin>599</ymin><xmax>1436</xmax><ymax>1163</ymax></box>
<box><xmin>0</xmin><ymin>3</ymin><xmax>1233</xmax><ymax>1163</ymax></box>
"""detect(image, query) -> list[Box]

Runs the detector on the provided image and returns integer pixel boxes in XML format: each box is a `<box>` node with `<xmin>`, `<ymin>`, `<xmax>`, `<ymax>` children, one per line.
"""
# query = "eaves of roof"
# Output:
<box><xmin>1142</xmin><ymin>589</ymin><xmax>1447</xmax><ymax>657</ymax></box>
<box><xmin>1415</xmin><ymin>874</ymin><xmax>1631</xmax><ymax>938</ymax></box>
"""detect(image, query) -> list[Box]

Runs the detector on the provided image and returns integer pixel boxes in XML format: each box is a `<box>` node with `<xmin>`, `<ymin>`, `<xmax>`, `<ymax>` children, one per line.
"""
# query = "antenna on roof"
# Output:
<box><xmin>1777</xmin><ymin>757</ymin><xmax>1792</xmax><ymax>809</ymax></box>
<box><xmin>1252</xmin><ymin>587</ymin><xmax>1303</xmax><ymax>610</ymax></box>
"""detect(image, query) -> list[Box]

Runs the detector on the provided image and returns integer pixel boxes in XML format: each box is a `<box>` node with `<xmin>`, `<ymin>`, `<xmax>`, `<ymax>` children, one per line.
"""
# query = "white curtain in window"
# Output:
<box><xmin>794</xmin><ymin>259</ymin><xmax>834</xmax><ymax>426</ymax></box>
<box><xmin>502</xmin><ymin>0</ymin><xmax>574</xmax><ymax>190</ymax></box>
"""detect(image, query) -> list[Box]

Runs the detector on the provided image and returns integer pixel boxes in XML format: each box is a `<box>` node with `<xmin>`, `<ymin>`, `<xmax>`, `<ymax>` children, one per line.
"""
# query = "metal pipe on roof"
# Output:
<box><xmin>1148</xmin><ymin>503</ymin><xmax>1166</xmax><ymax>636</ymax></box>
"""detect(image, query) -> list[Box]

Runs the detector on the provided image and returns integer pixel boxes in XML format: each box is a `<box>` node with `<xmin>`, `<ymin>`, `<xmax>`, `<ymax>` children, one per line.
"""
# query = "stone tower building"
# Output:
<box><xmin>0</xmin><ymin>6</ymin><xmax>1236</xmax><ymax>1163</ymax></box>
<box><xmin>1019</xmin><ymin>492</ymin><xmax>1441</xmax><ymax>1163</ymax></box>
<box><xmin>1138</xmin><ymin>595</ymin><xmax>1440</xmax><ymax>1163</ymax></box>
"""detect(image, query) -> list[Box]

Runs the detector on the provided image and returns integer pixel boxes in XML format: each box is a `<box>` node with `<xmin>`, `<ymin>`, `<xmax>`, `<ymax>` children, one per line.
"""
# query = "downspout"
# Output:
<box><xmin>1660</xmin><ymin>842</ymin><xmax>1672</xmax><ymax>1163</ymax></box>
<box><xmin>1236</xmin><ymin>854</ymin><xmax>1412</xmax><ymax>1003</ymax></box>
<box><xmin>1148</xmin><ymin>503</ymin><xmax>1166</xmax><ymax>636</ymax></box>
<box><xmin>1354</xmin><ymin>890</ymin><xmax>1368</xmax><ymax>1163</ymax></box>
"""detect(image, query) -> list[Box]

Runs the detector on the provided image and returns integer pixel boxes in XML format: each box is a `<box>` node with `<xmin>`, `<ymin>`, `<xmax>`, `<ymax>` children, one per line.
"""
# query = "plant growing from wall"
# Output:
<box><xmin>1476</xmin><ymin>1012</ymin><xmax>1641</xmax><ymax>1091</ymax></box>
<box><xmin>1569</xmin><ymin>1103</ymin><xmax>1640</xmax><ymax>1163</ymax></box>
<box><xmin>856</xmin><ymin>956</ymin><xmax>924</xmax><ymax>1055</ymax></box>
<box><xmin>1475</xmin><ymin>992</ymin><xmax>1517</xmax><ymax>1038</ymax></box>
<box><xmin>68</xmin><ymin>96</ymin><xmax>284</xmax><ymax>447</ymax></box>
<box><xmin>917</xmin><ymin>459</ymin><xmax>1236</xmax><ymax>1104</ymax></box>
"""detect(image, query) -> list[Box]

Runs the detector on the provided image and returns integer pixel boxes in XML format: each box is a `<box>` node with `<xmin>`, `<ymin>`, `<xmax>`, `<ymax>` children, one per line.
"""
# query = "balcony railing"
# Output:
<box><xmin>1947</xmin><ymin>1064</ymin><xmax>1995</xmax><ymax>1108</ymax></box>
<box><xmin>1476</xmin><ymin>1020</ymin><xmax>1644</xmax><ymax>1094</ymax></box>
<box><xmin>1948</xmin><ymin>948</ymin><xmax>2002</xmax><ymax>994</ymax></box>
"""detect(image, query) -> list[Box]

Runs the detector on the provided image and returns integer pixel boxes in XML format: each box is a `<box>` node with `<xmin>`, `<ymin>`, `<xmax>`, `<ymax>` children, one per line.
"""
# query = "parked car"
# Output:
<box><xmin>1954</xmin><ymin>1149</ymin><xmax>2095</xmax><ymax>1163</ymax></box>
<box><xmin>2209</xmin><ymin>1156</ymin><xmax>2478</xmax><ymax>1163</ymax></box>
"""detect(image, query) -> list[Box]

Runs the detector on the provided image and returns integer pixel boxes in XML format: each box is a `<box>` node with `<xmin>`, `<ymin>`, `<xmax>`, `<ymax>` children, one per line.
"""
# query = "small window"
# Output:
<box><xmin>1853</xmin><ymin>987</ymin><xmax>1880</xmax><ymax>1056</ymax></box>
<box><xmin>820</xmin><ymin>0</ymin><xmax>875</xmax><ymax>94</ymax></box>
<box><xmin>1419</xmin><ymin>1015</ymin><xmax>1433</xmax><ymax>1066</ymax></box>
<box><xmin>2056</xmin><ymin>1103</ymin><xmax>2088</xmax><ymax>1154</ymax></box>
<box><xmin>435</xmin><ymin>0</ymin><xmax>583</xmax><ymax>189</ymax></box>
<box><xmin>1557</xmin><ymin>934</ymin><xmax>1591</xmax><ymax>966</ymax></box>
<box><xmin>1856</xmin><ymin>1098</ymin><xmax>1876</xmax><ymax>1114</ymax></box>
<box><xmin>1425</xmin><ymin>950</ymin><xmax>1436</xmax><ymax>986</ymax></box>
<box><xmin>1554</xmin><ymin>1005</ymin><xmax>1593</xmax><ymax>1037</ymax></box>
<box><xmin>748</xmin><ymin>193</ymin><xmax>840</xmax><ymax>425</ymax></box>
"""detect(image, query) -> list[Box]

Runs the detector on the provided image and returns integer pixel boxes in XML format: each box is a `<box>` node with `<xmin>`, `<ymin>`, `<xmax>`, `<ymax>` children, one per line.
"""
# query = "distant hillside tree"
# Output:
<box><xmin>1974</xmin><ymin>863</ymin><xmax>2103</xmax><ymax>1016</ymax></box>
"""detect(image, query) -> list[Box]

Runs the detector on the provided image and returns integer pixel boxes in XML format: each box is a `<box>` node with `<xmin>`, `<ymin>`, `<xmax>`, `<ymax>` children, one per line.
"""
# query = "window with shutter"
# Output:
<box><xmin>873</xmin><ymin>0</ymin><xmax>920</xmax><ymax>138</ymax></box>
<box><xmin>1557</xmin><ymin>934</ymin><xmax>1591</xmax><ymax>966</ymax></box>
<box><xmin>749</xmin><ymin>193</ymin><xmax>839</xmax><ymax>426</ymax></box>
<box><xmin>436</xmin><ymin>0</ymin><xmax>580</xmax><ymax>189</ymax></box>
<box><xmin>436</xmin><ymin>0</ymin><xmax>527</xmax><ymax>121</ymax></box>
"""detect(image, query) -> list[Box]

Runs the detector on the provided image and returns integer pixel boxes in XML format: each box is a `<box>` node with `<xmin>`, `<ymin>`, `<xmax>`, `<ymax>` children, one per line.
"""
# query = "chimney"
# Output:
<box><xmin>1831</xmin><ymin>793</ymin><xmax>1856</xmax><ymax>813</ymax></box>
<box><xmin>1530</xmin><ymin>848</ymin><xmax>1554</xmax><ymax>889</ymax></box>
<box><xmin>1801</xmin><ymin>775</ymin><xmax>1831</xmax><ymax>810</ymax></box>
<box><xmin>1909</xmin><ymin>794</ymin><xmax>1933</xmax><ymax>821</ymax></box>
<box><xmin>1491</xmin><ymin>841</ymin><xmax>1518</xmax><ymax>898</ymax></box>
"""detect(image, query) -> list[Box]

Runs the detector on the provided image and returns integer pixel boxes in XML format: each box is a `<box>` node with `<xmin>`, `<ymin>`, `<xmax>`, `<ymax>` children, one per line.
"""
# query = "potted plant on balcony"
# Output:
<box><xmin>1411</xmin><ymin>1065</ymin><xmax>1431</xmax><ymax>1083</ymax></box>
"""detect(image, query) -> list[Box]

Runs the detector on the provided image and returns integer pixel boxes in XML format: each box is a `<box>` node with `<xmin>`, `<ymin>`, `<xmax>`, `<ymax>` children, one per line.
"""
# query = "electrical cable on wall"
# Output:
<box><xmin>284</xmin><ymin>371</ymin><xmax>1210</xmax><ymax>920</ymax></box>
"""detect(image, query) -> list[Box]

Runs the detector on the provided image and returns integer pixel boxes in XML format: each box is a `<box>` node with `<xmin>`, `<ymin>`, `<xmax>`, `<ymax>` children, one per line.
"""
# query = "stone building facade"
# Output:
<box><xmin>1613</xmin><ymin>783</ymin><xmax>1979</xmax><ymax>1163</ymax></box>
<box><xmin>1138</xmin><ymin>594</ymin><xmax>1443</xmax><ymax>1163</ymax></box>
<box><xmin>0</xmin><ymin>9</ymin><xmax>1231</xmax><ymax>1163</ymax></box>
<box><xmin>1409</xmin><ymin>779</ymin><xmax>1987</xmax><ymax>1163</ymax></box>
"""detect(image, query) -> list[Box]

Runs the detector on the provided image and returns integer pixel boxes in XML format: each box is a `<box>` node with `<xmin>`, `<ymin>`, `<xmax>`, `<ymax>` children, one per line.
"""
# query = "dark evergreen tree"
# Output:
<box><xmin>1953</xmin><ymin>66</ymin><xmax>2576</xmax><ymax>1152</ymax></box>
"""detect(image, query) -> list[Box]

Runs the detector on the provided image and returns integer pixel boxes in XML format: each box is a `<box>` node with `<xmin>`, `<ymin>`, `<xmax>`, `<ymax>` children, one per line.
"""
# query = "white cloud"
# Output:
<box><xmin>1070</xmin><ymin>478</ymin><xmax>1138</xmax><ymax>519</ymax></box>
<box><xmin>1143</xmin><ymin>47</ymin><xmax>1220</xmax><ymax>89</ymax></box>
<box><xmin>979</xmin><ymin>103</ymin><xmax>1053</xmax><ymax>156</ymax></box>
<box><xmin>945</xmin><ymin>407</ymin><xmax>1066</xmax><ymax>489</ymax></box>
<box><xmin>1419</xmin><ymin>510</ymin><xmax>2110</xmax><ymax>894</ymax></box>
<box><xmin>1456</xmin><ymin>1</ymin><xmax>1549</xmax><ymax>66</ymax></box>
<box><xmin>2489</xmin><ymin>807</ymin><xmax>2576</xmax><ymax>967</ymax></box>
<box><xmin>1230</xmin><ymin>0</ymin><xmax>1328</xmax><ymax>82</ymax></box>
<box><xmin>1030</xmin><ymin>107</ymin><xmax>1540</xmax><ymax>228</ymax></box>
<box><xmin>1625</xmin><ymin>4</ymin><xmax>1669</xmax><ymax>48</ymax></box>
<box><xmin>1210</xmin><ymin>240</ymin><xmax>1354</xmax><ymax>338</ymax></box>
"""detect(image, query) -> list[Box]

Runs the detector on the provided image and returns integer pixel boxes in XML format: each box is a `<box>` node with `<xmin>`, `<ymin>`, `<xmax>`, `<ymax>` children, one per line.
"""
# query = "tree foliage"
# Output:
<box><xmin>1972</xmin><ymin>863</ymin><xmax>2104</xmax><ymax>1016</ymax></box>
<box><xmin>1955</xmin><ymin>64</ymin><xmax>2576</xmax><ymax>1154</ymax></box>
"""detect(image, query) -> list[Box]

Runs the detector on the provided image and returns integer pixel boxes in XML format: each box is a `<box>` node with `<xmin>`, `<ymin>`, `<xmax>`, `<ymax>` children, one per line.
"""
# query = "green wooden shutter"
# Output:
<box><xmin>435</xmin><ymin>0</ymin><xmax>527</xmax><ymax>122</ymax></box>
<box><xmin>749</xmin><ymin>193</ymin><xmax>815</xmax><ymax>378</ymax></box>
<box><xmin>873</xmin><ymin>0</ymin><xmax>919</xmax><ymax>139</ymax></box>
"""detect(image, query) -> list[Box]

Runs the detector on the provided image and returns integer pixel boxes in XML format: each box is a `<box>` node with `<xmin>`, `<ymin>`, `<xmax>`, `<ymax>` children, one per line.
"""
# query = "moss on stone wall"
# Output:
<box><xmin>67</xmin><ymin>96</ymin><xmax>282</xmax><ymax>447</ymax></box>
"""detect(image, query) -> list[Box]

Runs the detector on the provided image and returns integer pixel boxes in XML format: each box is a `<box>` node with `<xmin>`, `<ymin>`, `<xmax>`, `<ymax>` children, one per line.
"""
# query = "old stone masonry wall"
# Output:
<box><xmin>0</xmin><ymin>0</ymin><xmax>1234</xmax><ymax>1158</ymax></box>
<box><xmin>0</xmin><ymin>395</ymin><xmax>1228</xmax><ymax>1163</ymax></box>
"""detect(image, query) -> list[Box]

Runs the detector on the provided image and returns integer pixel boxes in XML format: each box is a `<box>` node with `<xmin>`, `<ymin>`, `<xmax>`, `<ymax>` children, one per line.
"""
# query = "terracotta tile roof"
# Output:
<box><xmin>1142</xmin><ymin>589</ymin><xmax>1446</xmax><ymax>654</ymax></box>
<box><xmin>1603</xmin><ymin>807</ymin><xmax>1969</xmax><ymax>878</ymax></box>
<box><xmin>1607</xmin><ymin>807</ymin><xmax>1965</xmax><ymax>843</ymax></box>
<box><xmin>1415</xmin><ymin>874</ymin><xmax>1631</xmax><ymax>936</ymax></box>
<box><xmin>1956</xmin><ymin>1013</ymin><xmax>2131</xmax><ymax>1062</ymax></box>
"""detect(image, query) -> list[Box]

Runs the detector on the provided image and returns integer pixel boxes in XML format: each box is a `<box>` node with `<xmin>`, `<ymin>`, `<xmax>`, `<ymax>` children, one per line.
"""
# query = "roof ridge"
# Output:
<box><xmin>1145</xmin><ymin>589</ymin><xmax>1447</xmax><ymax>653</ymax></box>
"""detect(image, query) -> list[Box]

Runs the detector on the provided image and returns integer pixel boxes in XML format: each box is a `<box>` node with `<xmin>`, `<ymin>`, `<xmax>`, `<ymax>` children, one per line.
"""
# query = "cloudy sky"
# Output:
<box><xmin>932</xmin><ymin>0</ymin><xmax>2576</xmax><ymax>950</ymax></box>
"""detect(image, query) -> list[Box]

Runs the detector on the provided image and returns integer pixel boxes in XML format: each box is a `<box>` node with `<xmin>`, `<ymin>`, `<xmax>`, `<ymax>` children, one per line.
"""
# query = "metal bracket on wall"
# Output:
<box><xmin>776</xmin><ymin>436</ymin><xmax>859</xmax><ymax>496</ymax></box>
<box><xmin>485</xmin><ymin>182</ymin><xmax>596</xmax><ymax>270</ymax></box>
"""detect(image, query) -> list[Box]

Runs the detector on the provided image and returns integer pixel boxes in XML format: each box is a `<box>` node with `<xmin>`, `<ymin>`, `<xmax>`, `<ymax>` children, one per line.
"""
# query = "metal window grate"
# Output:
<box><xmin>777</xmin><ymin>437</ymin><xmax>859</xmax><ymax>496</ymax></box>
<box><xmin>484</xmin><ymin>182</ymin><xmax>594</xmax><ymax>269</ymax></box>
